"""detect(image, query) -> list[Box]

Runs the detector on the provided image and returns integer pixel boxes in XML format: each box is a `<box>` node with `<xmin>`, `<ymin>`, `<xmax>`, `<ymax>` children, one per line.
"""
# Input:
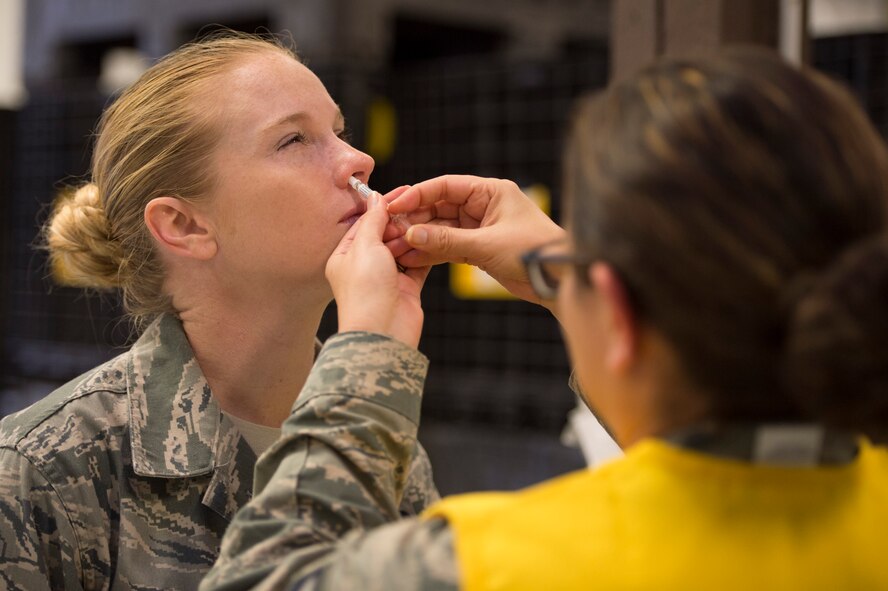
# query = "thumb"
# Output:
<box><xmin>405</xmin><ymin>224</ymin><xmax>483</xmax><ymax>264</ymax></box>
<box><xmin>354</xmin><ymin>193</ymin><xmax>389</xmax><ymax>246</ymax></box>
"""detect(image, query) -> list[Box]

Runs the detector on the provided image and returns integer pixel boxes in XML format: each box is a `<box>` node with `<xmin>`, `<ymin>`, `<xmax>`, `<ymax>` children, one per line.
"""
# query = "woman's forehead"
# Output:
<box><xmin>213</xmin><ymin>53</ymin><xmax>338</xmax><ymax>131</ymax></box>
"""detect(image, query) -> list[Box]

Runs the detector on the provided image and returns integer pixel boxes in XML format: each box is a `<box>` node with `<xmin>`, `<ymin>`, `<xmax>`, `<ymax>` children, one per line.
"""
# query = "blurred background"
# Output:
<box><xmin>1</xmin><ymin>0</ymin><xmax>886</xmax><ymax>495</ymax></box>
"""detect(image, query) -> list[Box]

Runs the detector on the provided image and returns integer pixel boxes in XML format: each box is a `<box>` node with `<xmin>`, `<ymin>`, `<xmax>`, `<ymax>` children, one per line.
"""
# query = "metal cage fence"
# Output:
<box><xmin>322</xmin><ymin>52</ymin><xmax>608</xmax><ymax>431</ymax></box>
<box><xmin>814</xmin><ymin>32</ymin><xmax>888</xmax><ymax>136</ymax></box>
<box><xmin>3</xmin><ymin>51</ymin><xmax>608</xmax><ymax>432</ymax></box>
<box><xmin>7</xmin><ymin>33</ymin><xmax>886</xmax><ymax>427</ymax></box>
<box><xmin>5</xmin><ymin>86</ymin><xmax>128</xmax><ymax>381</ymax></box>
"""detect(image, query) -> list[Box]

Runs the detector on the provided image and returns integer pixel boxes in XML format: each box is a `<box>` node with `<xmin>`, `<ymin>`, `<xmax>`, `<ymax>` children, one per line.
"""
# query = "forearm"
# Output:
<box><xmin>203</xmin><ymin>331</ymin><xmax>431</xmax><ymax>591</ymax></box>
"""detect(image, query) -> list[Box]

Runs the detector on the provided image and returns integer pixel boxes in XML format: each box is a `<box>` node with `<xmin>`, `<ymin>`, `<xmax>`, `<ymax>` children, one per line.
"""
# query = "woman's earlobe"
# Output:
<box><xmin>144</xmin><ymin>197</ymin><xmax>218</xmax><ymax>260</ymax></box>
<box><xmin>592</xmin><ymin>263</ymin><xmax>638</xmax><ymax>374</ymax></box>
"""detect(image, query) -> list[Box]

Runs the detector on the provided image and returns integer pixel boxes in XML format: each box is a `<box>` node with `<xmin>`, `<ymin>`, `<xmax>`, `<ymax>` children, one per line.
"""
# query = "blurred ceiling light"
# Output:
<box><xmin>0</xmin><ymin>0</ymin><xmax>26</xmax><ymax>109</ymax></box>
<box><xmin>811</xmin><ymin>0</ymin><xmax>888</xmax><ymax>37</ymax></box>
<box><xmin>98</xmin><ymin>48</ymin><xmax>149</xmax><ymax>95</ymax></box>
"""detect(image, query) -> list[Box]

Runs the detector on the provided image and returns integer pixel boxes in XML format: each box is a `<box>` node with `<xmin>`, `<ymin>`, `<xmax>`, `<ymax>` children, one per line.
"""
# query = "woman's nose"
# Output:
<box><xmin>338</xmin><ymin>141</ymin><xmax>375</xmax><ymax>185</ymax></box>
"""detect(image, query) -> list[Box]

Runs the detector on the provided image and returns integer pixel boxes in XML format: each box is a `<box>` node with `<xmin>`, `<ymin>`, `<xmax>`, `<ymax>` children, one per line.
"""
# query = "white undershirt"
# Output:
<box><xmin>225</xmin><ymin>338</ymin><xmax>320</xmax><ymax>456</ymax></box>
<box><xmin>226</xmin><ymin>413</ymin><xmax>283</xmax><ymax>457</ymax></box>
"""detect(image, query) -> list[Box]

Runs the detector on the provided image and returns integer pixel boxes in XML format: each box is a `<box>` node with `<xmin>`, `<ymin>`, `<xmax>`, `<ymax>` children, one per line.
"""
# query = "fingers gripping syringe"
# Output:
<box><xmin>348</xmin><ymin>176</ymin><xmax>411</xmax><ymax>230</ymax></box>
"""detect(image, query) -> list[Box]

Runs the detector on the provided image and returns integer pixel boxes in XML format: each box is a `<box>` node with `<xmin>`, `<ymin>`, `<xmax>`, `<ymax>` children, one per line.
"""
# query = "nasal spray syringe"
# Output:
<box><xmin>348</xmin><ymin>176</ymin><xmax>411</xmax><ymax>231</ymax></box>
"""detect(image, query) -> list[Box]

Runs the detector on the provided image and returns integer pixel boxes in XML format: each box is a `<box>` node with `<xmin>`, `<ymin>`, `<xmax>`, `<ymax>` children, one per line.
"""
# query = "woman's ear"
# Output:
<box><xmin>590</xmin><ymin>263</ymin><xmax>638</xmax><ymax>374</ymax></box>
<box><xmin>144</xmin><ymin>197</ymin><xmax>218</xmax><ymax>261</ymax></box>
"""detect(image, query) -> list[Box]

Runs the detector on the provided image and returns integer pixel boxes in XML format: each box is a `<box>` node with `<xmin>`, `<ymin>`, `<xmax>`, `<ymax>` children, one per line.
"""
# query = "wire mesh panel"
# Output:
<box><xmin>368</xmin><ymin>52</ymin><xmax>608</xmax><ymax>431</ymax></box>
<box><xmin>5</xmin><ymin>87</ymin><xmax>128</xmax><ymax>380</ymax></box>
<box><xmin>4</xmin><ymin>51</ymin><xmax>608</xmax><ymax>433</ymax></box>
<box><xmin>0</xmin><ymin>109</ymin><xmax>14</xmax><ymax>379</ymax></box>
<box><xmin>814</xmin><ymin>32</ymin><xmax>888</xmax><ymax>136</ymax></box>
<box><xmin>5</xmin><ymin>25</ymin><xmax>887</xmax><ymax>483</ymax></box>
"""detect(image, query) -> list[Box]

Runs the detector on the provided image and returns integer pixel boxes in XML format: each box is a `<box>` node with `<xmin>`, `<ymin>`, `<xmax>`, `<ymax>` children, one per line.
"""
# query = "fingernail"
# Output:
<box><xmin>369</xmin><ymin>192</ymin><xmax>379</xmax><ymax>207</ymax></box>
<box><xmin>408</xmin><ymin>227</ymin><xmax>428</xmax><ymax>245</ymax></box>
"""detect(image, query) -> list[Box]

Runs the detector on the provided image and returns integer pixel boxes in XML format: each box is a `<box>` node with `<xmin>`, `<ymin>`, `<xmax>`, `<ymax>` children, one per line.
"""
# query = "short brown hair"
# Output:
<box><xmin>565</xmin><ymin>49</ymin><xmax>888</xmax><ymax>439</ymax></box>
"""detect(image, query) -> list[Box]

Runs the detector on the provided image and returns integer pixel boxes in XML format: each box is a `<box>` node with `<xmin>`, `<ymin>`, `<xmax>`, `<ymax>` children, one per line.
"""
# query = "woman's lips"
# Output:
<box><xmin>339</xmin><ymin>203</ymin><xmax>367</xmax><ymax>225</ymax></box>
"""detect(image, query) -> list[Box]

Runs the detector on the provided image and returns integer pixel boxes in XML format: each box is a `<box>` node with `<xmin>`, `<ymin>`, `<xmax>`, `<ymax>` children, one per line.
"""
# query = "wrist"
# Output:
<box><xmin>337</xmin><ymin>319</ymin><xmax>393</xmax><ymax>339</ymax></box>
<box><xmin>337</xmin><ymin>320</ymin><xmax>419</xmax><ymax>350</ymax></box>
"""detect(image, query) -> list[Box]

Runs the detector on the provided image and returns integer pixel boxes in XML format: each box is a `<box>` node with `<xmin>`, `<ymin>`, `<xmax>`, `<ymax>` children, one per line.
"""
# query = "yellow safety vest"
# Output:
<box><xmin>425</xmin><ymin>439</ymin><xmax>888</xmax><ymax>590</ymax></box>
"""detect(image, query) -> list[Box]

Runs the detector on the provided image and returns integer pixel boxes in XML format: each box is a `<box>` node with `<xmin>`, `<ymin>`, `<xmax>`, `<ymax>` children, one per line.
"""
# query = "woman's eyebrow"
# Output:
<box><xmin>264</xmin><ymin>109</ymin><xmax>345</xmax><ymax>133</ymax></box>
<box><xmin>264</xmin><ymin>111</ymin><xmax>309</xmax><ymax>133</ymax></box>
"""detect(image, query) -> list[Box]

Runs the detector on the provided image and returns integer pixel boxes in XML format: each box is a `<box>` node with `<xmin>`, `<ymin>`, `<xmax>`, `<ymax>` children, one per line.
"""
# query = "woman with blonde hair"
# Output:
<box><xmin>0</xmin><ymin>33</ymin><xmax>437</xmax><ymax>590</ymax></box>
<box><xmin>204</xmin><ymin>49</ymin><xmax>888</xmax><ymax>590</ymax></box>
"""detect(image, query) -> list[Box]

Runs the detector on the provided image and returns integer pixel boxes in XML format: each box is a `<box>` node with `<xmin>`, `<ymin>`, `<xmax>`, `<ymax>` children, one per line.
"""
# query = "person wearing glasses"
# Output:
<box><xmin>203</xmin><ymin>49</ymin><xmax>888</xmax><ymax>590</ymax></box>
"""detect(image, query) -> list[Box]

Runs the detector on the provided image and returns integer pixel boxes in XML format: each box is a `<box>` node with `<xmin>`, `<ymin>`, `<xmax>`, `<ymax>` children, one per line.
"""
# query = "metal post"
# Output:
<box><xmin>611</xmin><ymin>0</ymin><xmax>782</xmax><ymax>81</ymax></box>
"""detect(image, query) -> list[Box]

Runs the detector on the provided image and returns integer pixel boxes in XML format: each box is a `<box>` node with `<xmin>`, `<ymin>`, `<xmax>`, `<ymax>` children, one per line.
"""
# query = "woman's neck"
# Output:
<box><xmin>177</xmin><ymin>297</ymin><xmax>328</xmax><ymax>427</ymax></box>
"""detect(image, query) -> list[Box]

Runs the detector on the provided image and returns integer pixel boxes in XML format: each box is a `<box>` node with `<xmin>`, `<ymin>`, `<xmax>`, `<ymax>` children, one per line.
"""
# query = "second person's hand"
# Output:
<box><xmin>388</xmin><ymin>175</ymin><xmax>566</xmax><ymax>308</ymax></box>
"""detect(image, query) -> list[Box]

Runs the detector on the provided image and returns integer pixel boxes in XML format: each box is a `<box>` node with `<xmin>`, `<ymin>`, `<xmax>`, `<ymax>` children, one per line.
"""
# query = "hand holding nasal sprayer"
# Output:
<box><xmin>348</xmin><ymin>176</ymin><xmax>411</xmax><ymax>231</ymax></box>
<box><xmin>330</xmin><ymin>176</ymin><xmax>428</xmax><ymax>344</ymax></box>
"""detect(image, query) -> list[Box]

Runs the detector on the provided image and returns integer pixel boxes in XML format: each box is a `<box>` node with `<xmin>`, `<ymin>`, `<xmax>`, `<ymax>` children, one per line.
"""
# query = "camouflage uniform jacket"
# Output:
<box><xmin>0</xmin><ymin>316</ymin><xmax>439</xmax><ymax>591</ymax></box>
<box><xmin>202</xmin><ymin>331</ymin><xmax>460</xmax><ymax>591</ymax></box>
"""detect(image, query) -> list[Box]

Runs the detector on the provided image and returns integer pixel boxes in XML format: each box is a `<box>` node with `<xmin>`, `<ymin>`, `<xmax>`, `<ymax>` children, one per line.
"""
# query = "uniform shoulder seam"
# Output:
<box><xmin>0</xmin><ymin>386</ymin><xmax>128</xmax><ymax>449</ymax></box>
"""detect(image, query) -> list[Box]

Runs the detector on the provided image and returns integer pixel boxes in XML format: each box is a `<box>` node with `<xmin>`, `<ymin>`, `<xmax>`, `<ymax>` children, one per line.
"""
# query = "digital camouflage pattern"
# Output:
<box><xmin>0</xmin><ymin>317</ymin><xmax>440</xmax><ymax>590</ymax></box>
<box><xmin>201</xmin><ymin>332</ymin><xmax>460</xmax><ymax>591</ymax></box>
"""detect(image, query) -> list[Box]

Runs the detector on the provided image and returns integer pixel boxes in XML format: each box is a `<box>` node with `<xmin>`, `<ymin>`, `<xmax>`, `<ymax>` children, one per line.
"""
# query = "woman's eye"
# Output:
<box><xmin>336</xmin><ymin>128</ymin><xmax>353</xmax><ymax>144</ymax></box>
<box><xmin>280</xmin><ymin>132</ymin><xmax>307</xmax><ymax>149</ymax></box>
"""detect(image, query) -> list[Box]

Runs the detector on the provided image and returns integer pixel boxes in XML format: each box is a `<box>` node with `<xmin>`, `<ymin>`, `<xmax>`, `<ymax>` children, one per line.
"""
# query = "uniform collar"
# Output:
<box><xmin>125</xmin><ymin>313</ymin><xmax>322</xmax><ymax>480</ymax></box>
<box><xmin>127</xmin><ymin>313</ymin><xmax>237</xmax><ymax>478</ymax></box>
<box><xmin>662</xmin><ymin>422</ymin><xmax>859</xmax><ymax>466</ymax></box>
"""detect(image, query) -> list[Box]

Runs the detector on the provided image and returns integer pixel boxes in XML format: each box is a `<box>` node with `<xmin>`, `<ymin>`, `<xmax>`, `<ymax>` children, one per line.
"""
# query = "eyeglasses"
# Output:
<box><xmin>521</xmin><ymin>240</ymin><xmax>595</xmax><ymax>300</ymax></box>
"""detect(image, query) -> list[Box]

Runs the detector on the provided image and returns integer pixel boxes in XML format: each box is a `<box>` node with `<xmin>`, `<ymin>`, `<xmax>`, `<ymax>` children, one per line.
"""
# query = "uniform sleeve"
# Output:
<box><xmin>401</xmin><ymin>443</ymin><xmax>441</xmax><ymax>516</ymax></box>
<box><xmin>0</xmin><ymin>446</ymin><xmax>83</xmax><ymax>591</ymax></box>
<box><xmin>201</xmin><ymin>331</ymin><xmax>460</xmax><ymax>591</ymax></box>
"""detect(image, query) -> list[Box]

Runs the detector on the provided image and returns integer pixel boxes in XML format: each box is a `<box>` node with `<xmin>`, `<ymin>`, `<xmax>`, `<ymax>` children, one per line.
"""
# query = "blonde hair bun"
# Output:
<box><xmin>45</xmin><ymin>182</ymin><xmax>123</xmax><ymax>289</ymax></box>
